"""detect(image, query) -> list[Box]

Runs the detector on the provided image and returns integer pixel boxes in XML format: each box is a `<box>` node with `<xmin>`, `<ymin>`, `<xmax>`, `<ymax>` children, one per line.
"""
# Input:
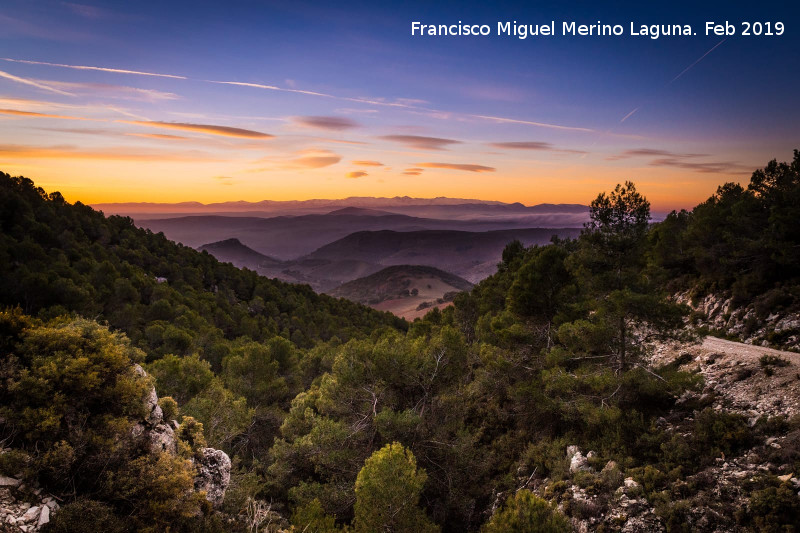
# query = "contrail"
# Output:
<box><xmin>1</xmin><ymin>58</ymin><xmax>188</xmax><ymax>79</ymax></box>
<box><xmin>670</xmin><ymin>39</ymin><xmax>727</xmax><ymax>83</ymax></box>
<box><xmin>0</xmin><ymin>69</ymin><xmax>74</xmax><ymax>96</ymax></box>
<box><xmin>617</xmin><ymin>40</ymin><xmax>727</xmax><ymax>124</ymax></box>
<box><xmin>1</xmin><ymin>57</ymin><xmax>598</xmax><ymax>134</ymax></box>
<box><xmin>470</xmin><ymin>114</ymin><xmax>595</xmax><ymax>133</ymax></box>
<box><xmin>620</xmin><ymin>107</ymin><xmax>639</xmax><ymax>123</ymax></box>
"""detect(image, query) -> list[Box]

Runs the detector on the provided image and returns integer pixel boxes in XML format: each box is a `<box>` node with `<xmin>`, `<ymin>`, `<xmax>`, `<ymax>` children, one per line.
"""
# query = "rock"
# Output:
<box><xmin>566</xmin><ymin>445</ymin><xmax>580</xmax><ymax>458</ymax></box>
<box><xmin>134</xmin><ymin>364</ymin><xmax>163</xmax><ymax>426</ymax></box>
<box><xmin>602</xmin><ymin>461</ymin><xmax>619</xmax><ymax>473</ymax></box>
<box><xmin>146</xmin><ymin>423</ymin><xmax>177</xmax><ymax>455</ymax></box>
<box><xmin>570</xmin><ymin>452</ymin><xmax>591</xmax><ymax>474</ymax></box>
<box><xmin>21</xmin><ymin>506</ymin><xmax>38</xmax><ymax>522</ymax></box>
<box><xmin>624</xmin><ymin>477</ymin><xmax>640</xmax><ymax>490</ymax></box>
<box><xmin>0</xmin><ymin>477</ymin><xmax>21</xmax><ymax>488</ymax></box>
<box><xmin>778</xmin><ymin>473</ymin><xmax>793</xmax><ymax>482</ymax></box>
<box><xmin>37</xmin><ymin>504</ymin><xmax>49</xmax><ymax>527</ymax></box>
<box><xmin>193</xmin><ymin>448</ymin><xmax>231</xmax><ymax>508</ymax></box>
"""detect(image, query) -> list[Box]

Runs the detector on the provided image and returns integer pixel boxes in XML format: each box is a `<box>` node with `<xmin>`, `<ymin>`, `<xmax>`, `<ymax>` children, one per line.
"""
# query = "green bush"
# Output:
<box><xmin>483</xmin><ymin>490</ymin><xmax>570</xmax><ymax>533</ymax></box>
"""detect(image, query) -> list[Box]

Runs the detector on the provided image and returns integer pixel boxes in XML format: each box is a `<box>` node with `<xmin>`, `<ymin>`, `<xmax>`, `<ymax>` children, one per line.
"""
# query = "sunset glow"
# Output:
<box><xmin>0</xmin><ymin>1</ymin><xmax>797</xmax><ymax>210</ymax></box>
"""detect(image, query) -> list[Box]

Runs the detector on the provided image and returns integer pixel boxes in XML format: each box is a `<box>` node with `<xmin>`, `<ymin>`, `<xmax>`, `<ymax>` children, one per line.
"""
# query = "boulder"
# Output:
<box><xmin>570</xmin><ymin>452</ymin><xmax>591</xmax><ymax>474</ymax></box>
<box><xmin>193</xmin><ymin>448</ymin><xmax>231</xmax><ymax>508</ymax></box>
<box><xmin>146</xmin><ymin>423</ymin><xmax>177</xmax><ymax>455</ymax></box>
<box><xmin>37</xmin><ymin>505</ymin><xmax>49</xmax><ymax>527</ymax></box>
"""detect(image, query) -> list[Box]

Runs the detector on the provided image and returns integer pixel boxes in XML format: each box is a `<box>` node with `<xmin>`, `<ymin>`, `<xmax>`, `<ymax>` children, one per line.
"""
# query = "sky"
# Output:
<box><xmin>0</xmin><ymin>0</ymin><xmax>798</xmax><ymax>210</ymax></box>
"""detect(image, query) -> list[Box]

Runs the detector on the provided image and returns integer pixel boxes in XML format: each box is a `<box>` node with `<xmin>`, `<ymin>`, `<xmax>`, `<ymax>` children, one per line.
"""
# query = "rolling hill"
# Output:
<box><xmin>199</xmin><ymin>238</ymin><xmax>283</xmax><ymax>270</ymax></box>
<box><xmin>328</xmin><ymin>265</ymin><xmax>473</xmax><ymax>320</ymax></box>
<box><xmin>303</xmin><ymin>228</ymin><xmax>582</xmax><ymax>282</ymax></box>
<box><xmin>139</xmin><ymin>212</ymin><xmax>585</xmax><ymax>260</ymax></box>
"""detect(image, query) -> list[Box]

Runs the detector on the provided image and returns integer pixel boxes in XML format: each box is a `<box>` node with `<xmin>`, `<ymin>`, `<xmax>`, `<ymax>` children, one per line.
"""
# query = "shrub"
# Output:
<box><xmin>745</xmin><ymin>482</ymin><xmax>800</xmax><ymax>532</ymax></box>
<box><xmin>483</xmin><ymin>490</ymin><xmax>571</xmax><ymax>533</ymax></box>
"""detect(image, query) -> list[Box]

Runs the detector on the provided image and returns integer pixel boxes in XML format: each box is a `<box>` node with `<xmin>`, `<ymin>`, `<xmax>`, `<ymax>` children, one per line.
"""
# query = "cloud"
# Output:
<box><xmin>0</xmin><ymin>69</ymin><xmax>73</xmax><ymax>96</ymax></box>
<box><xmin>292</xmin><ymin>115</ymin><xmax>360</xmax><ymax>131</ymax></box>
<box><xmin>127</xmin><ymin>133</ymin><xmax>189</xmax><ymax>141</ymax></box>
<box><xmin>608</xmin><ymin>149</ymin><xmax>706</xmax><ymax>160</ymax></box>
<box><xmin>285</xmin><ymin>149</ymin><xmax>342</xmax><ymax>169</ymax></box>
<box><xmin>403</xmin><ymin>167</ymin><xmax>424</xmax><ymax>176</ymax></box>
<box><xmin>213</xmin><ymin>175</ymin><xmax>235</xmax><ymax>185</ymax></box>
<box><xmin>648</xmin><ymin>158</ymin><xmax>751</xmax><ymax>174</ymax></box>
<box><xmin>608</xmin><ymin>148</ymin><xmax>750</xmax><ymax>174</ymax></box>
<box><xmin>490</xmin><ymin>141</ymin><xmax>553</xmax><ymax>151</ymax></box>
<box><xmin>489</xmin><ymin>141</ymin><xmax>588</xmax><ymax>155</ymax></box>
<box><xmin>379</xmin><ymin>135</ymin><xmax>461</xmax><ymax>150</ymax></box>
<box><xmin>0</xmin><ymin>143</ymin><xmax>220</xmax><ymax>162</ymax></box>
<box><xmin>346</xmin><ymin>171</ymin><xmax>368</xmax><ymax>178</ymax></box>
<box><xmin>0</xmin><ymin>108</ymin><xmax>92</xmax><ymax>120</ymax></box>
<box><xmin>417</xmin><ymin>162</ymin><xmax>495</xmax><ymax>173</ymax></box>
<box><xmin>63</xmin><ymin>2</ymin><xmax>112</xmax><ymax>19</ymax></box>
<box><xmin>39</xmin><ymin>80</ymin><xmax>179</xmax><ymax>101</ymax></box>
<box><xmin>121</xmin><ymin>120</ymin><xmax>273</xmax><ymax>139</ymax></box>
<box><xmin>335</xmin><ymin>107</ymin><xmax>378</xmax><ymax>114</ymax></box>
<box><xmin>351</xmin><ymin>160</ymin><xmax>384</xmax><ymax>166</ymax></box>
<box><xmin>4</xmin><ymin>57</ymin><xmax>601</xmax><ymax>134</ymax></box>
<box><xmin>1</xmin><ymin>58</ymin><xmax>187</xmax><ymax>79</ymax></box>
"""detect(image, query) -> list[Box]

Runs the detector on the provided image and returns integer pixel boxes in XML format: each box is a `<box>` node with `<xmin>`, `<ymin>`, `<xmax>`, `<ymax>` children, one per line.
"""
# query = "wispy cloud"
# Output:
<box><xmin>0</xmin><ymin>143</ymin><xmax>220</xmax><ymax>162</ymax></box>
<box><xmin>648</xmin><ymin>158</ymin><xmax>751</xmax><ymax>174</ymax></box>
<box><xmin>417</xmin><ymin>162</ymin><xmax>495</xmax><ymax>173</ymax></box>
<box><xmin>489</xmin><ymin>141</ymin><xmax>588</xmax><ymax>154</ymax></box>
<box><xmin>267</xmin><ymin>148</ymin><xmax>342</xmax><ymax>169</ymax></box>
<box><xmin>351</xmin><ymin>160</ymin><xmax>384</xmax><ymax>166</ymax></box>
<box><xmin>608</xmin><ymin>149</ymin><xmax>706</xmax><ymax>160</ymax></box>
<box><xmin>608</xmin><ymin>148</ymin><xmax>750</xmax><ymax>174</ymax></box>
<box><xmin>39</xmin><ymin>80</ymin><xmax>179</xmax><ymax>101</ymax></box>
<box><xmin>292</xmin><ymin>115</ymin><xmax>360</xmax><ymax>130</ymax></box>
<box><xmin>403</xmin><ymin>167</ymin><xmax>424</xmax><ymax>176</ymax></box>
<box><xmin>213</xmin><ymin>175</ymin><xmax>235</xmax><ymax>186</ymax></box>
<box><xmin>4</xmin><ymin>57</ymin><xmax>601</xmax><ymax>134</ymax></box>
<box><xmin>0</xmin><ymin>69</ymin><xmax>73</xmax><ymax>96</ymax></box>
<box><xmin>379</xmin><ymin>135</ymin><xmax>461</xmax><ymax>150</ymax></box>
<box><xmin>121</xmin><ymin>120</ymin><xmax>273</xmax><ymax>139</ymax></box>
<box><xmin>127</xmin><ymin>133</ymin><xmax>189</xmax><ymax>141</ymax></box>
<box><xmin>62</xmin><ymin>2</ymin><xmax>112</xmax><ymax>19</ymax></box>
<box><xmin>1</xmin><ymin>58</ymin><xmax>187</xmax><ymax>79</ymax></box>
<box><xmin>0</xmin><ymin>108</ymin><xmax>93</xmax><ymax>120</ymax></box>
<box><xmin>346</xmin><ymin>171</ymin><xmax>367</xmax><ymax>178</ymax></box>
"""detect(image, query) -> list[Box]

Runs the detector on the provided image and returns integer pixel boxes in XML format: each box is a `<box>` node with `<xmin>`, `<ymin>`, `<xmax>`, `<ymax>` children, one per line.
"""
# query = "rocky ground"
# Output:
<box><xmin>528</xmin><ymin>335</ymin><xmax>800</xmax><ymax>532</ymax></box>
<box><xmin>677</xmin><ymin>292</ymin><xmax>800</xmax><ymax>352</ymax></box>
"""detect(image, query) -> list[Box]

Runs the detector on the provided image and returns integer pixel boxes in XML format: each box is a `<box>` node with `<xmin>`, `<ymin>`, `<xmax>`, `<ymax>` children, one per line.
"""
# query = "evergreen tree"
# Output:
<box><xmin>353</xmin><ymin>442</ymin><xmax>438</xmax><ymax>533</ymax></box>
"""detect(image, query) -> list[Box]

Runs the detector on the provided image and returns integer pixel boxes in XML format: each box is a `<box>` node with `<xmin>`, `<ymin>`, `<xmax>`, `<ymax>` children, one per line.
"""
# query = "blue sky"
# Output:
<box><xmin>0</xmin><ymin>0</ymin><xmax>797</xmax><ymax>208</ymax></box>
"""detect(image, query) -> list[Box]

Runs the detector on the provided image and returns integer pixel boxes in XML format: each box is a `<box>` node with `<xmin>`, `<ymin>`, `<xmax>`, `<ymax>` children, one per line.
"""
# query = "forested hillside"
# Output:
<box><xmin>1</xmin><ymin>151</ymin><xmax>799</xmax><ymax>532</ymax></box>
<box><xmin>0</xmin><ymin>172</ymin><xmax>406</xmax><ymax>357</ymax></box>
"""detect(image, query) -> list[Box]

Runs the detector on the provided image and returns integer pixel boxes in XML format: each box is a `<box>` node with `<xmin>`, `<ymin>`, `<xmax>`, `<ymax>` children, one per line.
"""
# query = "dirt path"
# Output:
<box><xmin>701</xmin><ymin>336</ymin><xmax>800</xmax><ymax>366</ymax></box>
<box><xmin>653</xmin><ymin>335</ymin><xmax>800</xmax><ymax>419</ymax></box>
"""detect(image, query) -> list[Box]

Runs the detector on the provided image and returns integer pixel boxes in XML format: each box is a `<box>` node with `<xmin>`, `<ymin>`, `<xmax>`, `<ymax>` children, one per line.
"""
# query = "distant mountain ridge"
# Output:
<box><xmin>93</xmin><ymin>197</ymin><xmax>590</xmax><ymax>222</ymax></box>
<box><xmin>93</xmin><ymin>196</ymin><xmax>512</xmax><ymax>214</ymax></box>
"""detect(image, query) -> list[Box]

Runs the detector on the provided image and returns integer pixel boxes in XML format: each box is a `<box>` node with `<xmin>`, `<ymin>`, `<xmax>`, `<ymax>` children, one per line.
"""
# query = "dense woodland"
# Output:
<box><xmin>1</xmin><ymin>151</ymin><xmax>799</xmax><ymax>532</ymax></box>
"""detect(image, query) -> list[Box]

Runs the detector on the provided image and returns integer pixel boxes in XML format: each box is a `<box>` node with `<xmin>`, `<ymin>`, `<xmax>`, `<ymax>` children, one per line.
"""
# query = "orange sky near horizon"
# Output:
<box><xmin>1</xmin><ymin>2</ymin><xmax>796</xmax><ymax>212</ymax></box>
